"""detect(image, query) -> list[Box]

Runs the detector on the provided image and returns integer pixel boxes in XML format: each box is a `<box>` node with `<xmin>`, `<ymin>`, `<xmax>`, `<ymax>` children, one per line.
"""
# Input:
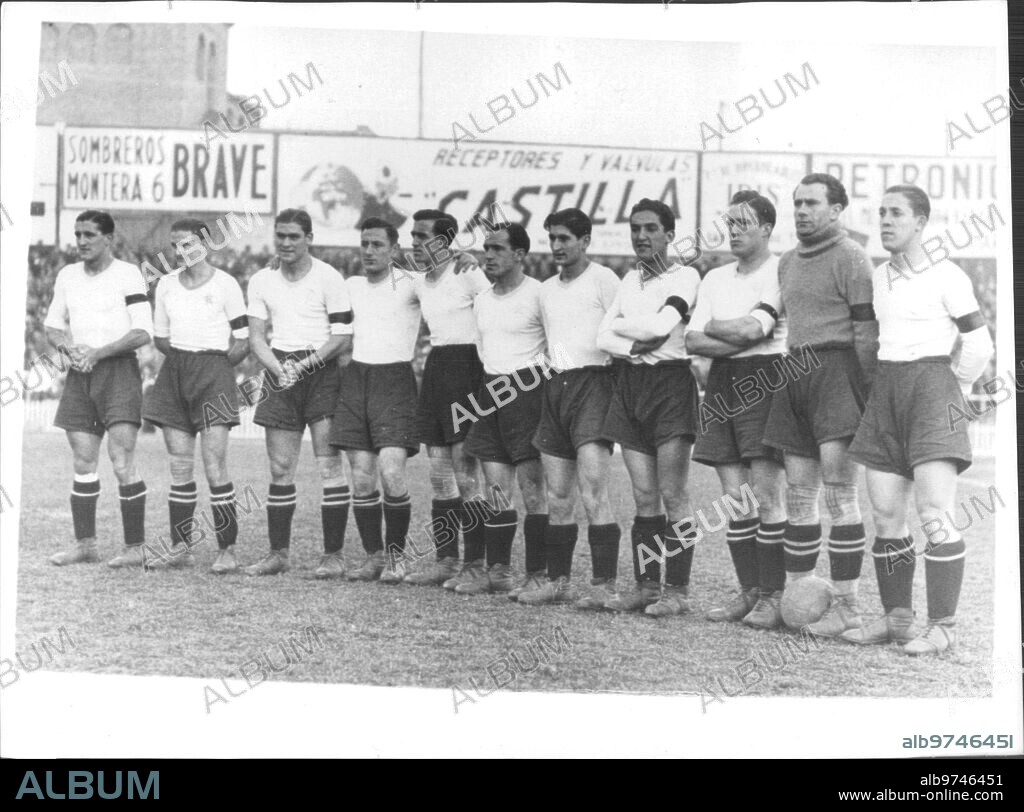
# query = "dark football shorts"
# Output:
<box><xmin>693</xmin><ymin>354</ymin><xmax>784</xmax><ymax>467</ymax></box>
<box><xmin>330</xmin><ymin>360</ymin><xmax>419</xmax><ymax>455</ymax></box>
<box><xmin>54</xmin><ymin>354</ymin><xmax>142</xmax><ymax>436</ymax></box>
<box><xmin>144</xmin><ymin>348</ymin><xmax>239</xmax><ymax>435</ymax></box>
<box><xmin>603</xmin><ymin>360</ymin><xmax>699</xmax><ymax>456</ymax></box>
<box><xmin>849</xmin><ymin>357</ymin><xmax>972</xmax><ymax>478</ymax></box>
<box><xmin>253</xmin><ymin>348</ymin><xmax>340</xmax><ymax>432</ymax></box>
<box><xmin>465</xmin><ymin>366</ymin><xmax>546</xmax><ymax>465</ymax></box>
<box><xmin>416</xmin><ymin>343</ymin><xmax>485</xmax><ymax>447</ymax></box>
<box><xmin>532</xmin><ymin>366</ymin><xmax>614</xmax><ymax>460</ymax></box>
<box><xmin>763</xmin><ymin>345</ymin><xmax>866</xmax><ymax>458</ymax></box>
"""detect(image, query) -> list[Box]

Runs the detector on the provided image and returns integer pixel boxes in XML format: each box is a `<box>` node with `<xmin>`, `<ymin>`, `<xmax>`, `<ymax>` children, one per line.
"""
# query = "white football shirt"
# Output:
<box><xmin>539</xmin><ymin>262</ymin><xmax>619</xmax><ymax>370</ymax></box>
<box><xmin>874</xmin><ymin>257</ymin><xmax>984</xmax><ymax>361</ymax></box>
<box><xmin>154</xmin><ymin>269</ymin><xmax>249</xmax><ymax>352</ymax></box>
<box><xmin>44</xmin><ymin>259</ymin><xmax>153</xmax><ymax>347</ymax></box>
<box><xmin>474</xmin><ymin>275</ymin><xmax>546</xmax><ymax>375</ymax></box>
<box><xmin>413</xmin><ymin>262</ymin><xmax>490</xmax><ymax>346</ymax></box>
<box><xmin>347</xmin><ymin>268</ymin><xmax>422</xmax><ymax>364</ymax></box>
<box><xmin>246</xmin><ymin>257</ymin><xmax>353</xmax><ymax>352</ymax></box>
<box><xmin>597</xmin><ymin>262</ymin><xmax>701</xmax><ymax>364</ymax></box>
<box><xmin>688</xmin><ymin>255</ymin><xmax>787</xmax><ymax>357</ymax></box>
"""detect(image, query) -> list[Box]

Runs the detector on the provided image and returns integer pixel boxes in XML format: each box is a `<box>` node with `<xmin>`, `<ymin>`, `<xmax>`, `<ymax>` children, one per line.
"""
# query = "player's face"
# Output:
<box><xmin>630</xmin><ymin>210</ymin><xmax>672</xmax><ymax>266</ymax></box>
<box><xmin>170</xmin><ymin>230</ymin><xmax>204</xmax><ymax>267</ymax></box>
<box><xmin>74</xmin><ymin>220</ymin><xmax>112</xmax><ymax>263</ymax></box>
<box><xmin>793</xmin><ymin>183</ymin><xmax>840</xmax><ymax>240</ymax></box>
<box><xmin>547</xmin><ymin>225</ymin><xmax>589</xmax><ymax>267</ymax></box>
<box><xmin>726</xmin><ymin>203</ymin><xmax>769</xmax><ymax>259</ymax></box>
<box><xmin>360</xmin><ymin>228</ymin><xmax>398</xmax><ymax>273</ymax></box>
<box><xmin>879</xmin><ymin>192</ymin><xmax>925</xmax><ymax>254</ymax></box>
<box><xmin>410</xmin><ymin>219</ymin><xmax>447</xmax><ymax>271</ymax></box>
<box><xmin>482</xmin><ymin>229</ymin><xmax>521</xmax><ymax>282</ymax></box>
<box><xmin>274</xmin><ymin>222</ymin><xmax>311</xmax><ymax>263</ymax></box>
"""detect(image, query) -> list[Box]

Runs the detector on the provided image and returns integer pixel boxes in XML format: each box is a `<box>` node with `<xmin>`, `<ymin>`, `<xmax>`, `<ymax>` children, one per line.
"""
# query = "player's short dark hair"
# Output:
<box><xmin>275</xmin><ymin>208</ymin><xmax>313</xmax><ymax>235</ymax></box>
<box><xmin>360</xmin><ymin>217</ymin><xmax>399</xmax><ymax>246</ymax></box>
<box><xmin>796</xmin><ymin>173</ymin><xmax>849</xmax><ymax>209</ymax></box>
<box><xmin>729</xmin><ymin>191</ymin><xmax>777</xmax><ymax>229</ymax></box>
<box><xmin>543</xmin><ymin>208</ymin><xmax>592</xmax><ymax>239</ymax></box>
<box><xmin>75</xmin><ymin>210</ymin><xmax>115</xmax><ymax>235</ymax></box>
<box><xmin>413</xmin><ymin>209</ymin><xmax>458</xmax><ymax>248</ymax></box>
<box><xmin>629</xmin><ymin>198</ymin><xmax>675</xmax><ymax>232</ymax></box>
<box><xmin>488</xmin><ymin>221</ymin><xmax>531</xmax><ymax>254</ymax></box>
<box><xmin>885</xmin><ymin>184</ymin><xmax>931</xmax><ymax>219</ymax></box>
<box><xmin>170</xmin><ymin>218</ymin><xmax>211</xmax><ymax>242</ymax></box>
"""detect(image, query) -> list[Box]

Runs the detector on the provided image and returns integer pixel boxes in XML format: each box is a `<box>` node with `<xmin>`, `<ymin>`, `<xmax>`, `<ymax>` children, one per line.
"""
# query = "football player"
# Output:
<box><xmin>597</xmin><ymin>199</ymin><xmax>702</xmax><ymax>616</ymax></box>
<box><xmin>402</xmin><ymin>210</ymin><xmax>492</xmax><ymax>588</ymax></box>
<box><xmin>843</xmin><ymin>185</ymin><xmax>992</xmax><ymax>654</ymax></box>
<box><xmin>45</xmin><ymin>210</ymin><xmax>153</xmax><ymax>568</ymax></box>
<box><xmin>331</xmin><ymin>217</ymin><xmax>422</xmax><ymax>583</ymax></box>
<box><xmin>142</xmin><ymin>219</ymin><xmax>250</xmax><ymax>573</ymax></box>
<box><xmin>758</xmin><ymin>173</ymin><xmax>878</xmax><ymax>636</ymax></box>
<box><xmin>685</xmin><ymin>192</ymin><xmax>788</xmax><ymax>627</ymax></box>
<box><xmin>244</xmin><ymin>208</ymin><xmax>354</xmax><ymax>577</ymax></box>
<box><xmin>458</xmin><ymin>222</ymin><xmax>549</xmax><ymax>596</ymax></box>
<box><xmin>520</xmin><ymin>208</ymin><xmax>623</xmax><ymax>608</ymax></box>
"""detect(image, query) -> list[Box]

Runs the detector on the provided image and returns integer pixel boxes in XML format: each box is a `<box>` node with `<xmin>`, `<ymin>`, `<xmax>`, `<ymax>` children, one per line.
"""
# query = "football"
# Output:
<box><xmin>780</xmin><ymin>576</ymin><xmax>835</xmax><ymax>630</ymax></box>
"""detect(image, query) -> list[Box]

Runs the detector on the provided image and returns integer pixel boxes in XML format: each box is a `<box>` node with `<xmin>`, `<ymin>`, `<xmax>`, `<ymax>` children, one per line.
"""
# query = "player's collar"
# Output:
<box><xmin>796</xmin><ymin>223</ymin><xmax>845</xmax><ymax>257</ymax></box>
<box><xmin>637</xmin><ymin>260</ymin><xmax>681</xmax><ymax>285</ymax></box>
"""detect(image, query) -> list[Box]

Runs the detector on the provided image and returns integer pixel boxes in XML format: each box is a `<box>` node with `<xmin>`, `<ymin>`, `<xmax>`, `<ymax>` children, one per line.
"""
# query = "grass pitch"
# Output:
<box><xmin>15</xmin><ymin>428</ymin><xmax>995</xmax><ymax>699</ymax></box>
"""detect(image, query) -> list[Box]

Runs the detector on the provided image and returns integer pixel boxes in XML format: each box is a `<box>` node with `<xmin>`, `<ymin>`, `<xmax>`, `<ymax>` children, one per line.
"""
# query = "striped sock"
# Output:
<box><xmin>118</xmin><ymin>480</ymin><xmax>147</xmax><ymax>547</ymax></box>
<box><xmin>210</xmin><ymin>482</ymin><xmax>238</xmax><ymax>550</ymax></box>
<box><xmin>353</xmin><ymin>491</ymin><xmax>383</xmax><ymax>554</ymax></box>
<box><xmin>924</xmin><ymin>538</ymin><xmax>966</xmax><ymax>620</ymax></box>
<box><xmin>321</xmin><ymin>485</ymin><xmax>350</xmax><ymax>554</ymax></box>
<box><xmin>70</xmin><ymin>475</ymin><xmax>100</xmax><ymax>540</ymax></box>
<box><xmin>545</xmin><ymin>523</ymin><xmax>577</xmax><ymax>580</ymax></box>
<box><xmin>485</xmin><ymin>509</ymin><xmax>518</xmax><ymax>567</ymax></box>
<box><xmin>784</xmin><ymin>522</ymin><xmax>822</xmax><ymax>576</ymax></box>
<box><xmin>829</xmin><ymin>522</ymin><xmax>866</xmax><ymax>591</ymax></box>
<box><xmin>267</xmin><ymin>484</ymin><xmax>297</xmax><ymax>551</ymax></box>
<box><xmin>169</xmin><ymin>481</ymin><xmax>198</xmax><ymax>547</ymax></box>
<box><xmin>755</xmin><ymin>520</ymin><xmax>786</xmax><ymax>592</ymax></box>
<box><xmin>726</xmin><ymin>517</ymin><xmax>760</xmax><ymax>591</ymax></box>
<box><xmin>431</xmin><ymin>497</ymin><xmax>462</xmax><ymax>560</ymax></box>
<box><xmin>524</xmin><ymin>513</ymin><xmax>549</xmax><ymax>574</ymax></box>
<box><xmin>588</xmin><ymin>523</ymin><xmax>621</xmax><ymax>581</ymax></box>
<box><xmin>461</xmin><ymin>498</ymin><xmax>489</xmax><ymax>563</ymax></box>
<box><xmin>872</xmin><ymin>536</ymin><xmax>915</xmax><ymax>612</ymax></box>
<box><xmin>664</xmin><ymin>519</ymin><xmax>698</xmax><ymax>588</ymax></box>
<box><xmin>383</xmin><ymin>493</ymin><xmax>412</xmax><ymax>556</ymax></box>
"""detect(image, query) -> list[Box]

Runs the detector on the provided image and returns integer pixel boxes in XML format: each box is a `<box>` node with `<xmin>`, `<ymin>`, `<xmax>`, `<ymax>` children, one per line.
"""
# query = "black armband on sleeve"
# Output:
<box><xmin>954</xmin><ymin>310</ymin><xmax>985</xmax><ymax>333</ymax></box>
<box><xmin>753</xmin><ymin>302</ymin><xmax>779</xmax><ymax>321</ymax></box>
<box><xmin>664</xmin><ymin>296</ymin><xmax>690</xmax><ymax>323</ymax></box>
<box><xmin>229</xmin><ymin>315</ymin><xmax>249</xmax><ymax>331</ymax></box>
<box><xmin>124</xmin><ymin>293</ymin><xmax>148</xmax><ymax>306</ymax></box>
<box><xmin>850</xmin><ymin>303</ymin><xmax>876</xmax><ymax>322</ymax></box>
<box><xmin>328</xmin><ymin>310</ymin><xmax>354</xmax><ymax>325</ymax></box>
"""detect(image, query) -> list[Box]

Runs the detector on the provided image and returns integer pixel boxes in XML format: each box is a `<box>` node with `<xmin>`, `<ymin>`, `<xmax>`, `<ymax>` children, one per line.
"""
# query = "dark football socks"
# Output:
<box><xmin>352</xmin><ymin>490</ymin><xmax>384</xmax><ymax>554</ymax></box>
<box><xmin>210</xmin><ymin>482</ymin><xmax>238</xmax><ymax>550</ymax></box>
<box><xmin>168</xmin><ymin>481</ymin><xmax>198</xmax><ymax>547</ymax></box>
<box><xmin>588</xmin><ymin>523</ymin><xmax>621</xmax><ymax>581</ymax></box>
<box><xmin>70</xmin><ymin>476</ymin><xmax>100</xmax><ymax>540</ymax></box>
<box><xmin>383</xmin><ymin>493</ymin><xmax>412</xmax><ymax>556</ymax></box>
<box><xmin>756</xmin><ymin>520</ymin><xmax>786</xmax><ymax>592</ymax></box>
<box><xmin>544</xmin><ymin>522</ymin><xmax>577</xmax><ymax>580</ymax></box>
<box><xmin>829</xmin><ymin>522</ymin><xmax>866</xmax><ymax>581</ymax></box>
<box><xmin>485</xmin><ymin>509</ymin><xmax>518</xmax><ymax>567</ymax></box>
<box><xmin>461</xmin><ymin>498</ymin><xmax>489</xmax><ymax>562</ymax></box>
<box><xmin>631</xmin><ymin>514</ymin><xmax>666</xmax><ymax>583</ymax></box>
<box><xmin>432</xmin><ymin>497</ymin><xmax>462</xmax><ymax>560</ymax></box>
<box><xmin>872</xmin><ymin>535</ymin><xmax>915</xmax><ymax>612</ymax></box>
<box><xmin>321</xmin><ymin>485</ymin><xmax>350</xmax><ymax>554</ymax></box>
<box><xmin>118</xmin><ymin>480</ymin><xmax>147</xmax><ymax>547</ymax></box>
<box><xmin>784</xmin><ymin>521</ymin><xmax>822</xmax><ymax>575</ymax></box>
<box><xmin>924</xmin><ymin>538</ymin><xmax>966</xmax><ymax>620</ymax></box>
<box><xmin>267</xmin><ymin>483</ymin><xmax>297</xmax><ymax>551</ymax></box>
<box><xmin>726</xmin><ymin>517</ymin><xmax>760</xmax><ymax>591</ymax></box>
<box><xmin>664</xmin><ymin>518</ymin><xmax>698</xmax><ymax>588</ymax></box>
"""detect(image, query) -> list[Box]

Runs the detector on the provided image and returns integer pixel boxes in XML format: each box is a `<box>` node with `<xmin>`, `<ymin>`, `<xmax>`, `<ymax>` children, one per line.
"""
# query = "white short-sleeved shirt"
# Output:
<box><xmin>246</xmin><ymin>257</ymin><xmax>353</xmax><ymax>352</ymax></box>
<box><xmin>688</xmin><ymin>255</ymin><xmax>787</xmax><ymax>357</ymax></box>
<box><xmin>599</xmin><ymin>263</ymin><xmax>701</xmax><ymax>364</ymax></box>
<box><xmin>539</xmin><ymin>262</ymin><xmax>619</xmax><ymax>370</ymax></box>
<box><xmin>154</xmin><ymin>269</ymin><xmax>249</xmax><ymax>352</ymax></box>
<box><xmin>44</xmin><ymin>259</ymin><xmax>153</xmax><ymax>347</ymax></box>
<box><xmin>413</xmin><ymin>263</ymin><xmax>490</xmax><ymax>346</ymax></box>
<box><xmin>474</xmin><ymin>276</ymin><xmax>546</xmax><ymax>376</ymax></box>
<box><xmin>347</xmin><ymin>269</ymin><xmax>422</xmax><ymax>364</ymax></box>
<box><xmin>874</xmin><ymin>257</ymin><xmax>984</xmax><ymax>361</ymax></box>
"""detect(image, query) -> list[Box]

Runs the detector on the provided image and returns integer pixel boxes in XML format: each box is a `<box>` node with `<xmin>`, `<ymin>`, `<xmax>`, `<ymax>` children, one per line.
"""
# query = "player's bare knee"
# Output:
<box><xmin>379</xmin><ymin>463</ymin><xmax>408</xmax><ymax>498</ymax></box>
<box><xmin>315</xmin><ymin>454</ymin><xmax>347</xmax><ymax>488</ymax></box>
<box><xmin>547</xmin><ymin>492</ymin><xmax>575</xmax><ymax>525</ymax></box>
